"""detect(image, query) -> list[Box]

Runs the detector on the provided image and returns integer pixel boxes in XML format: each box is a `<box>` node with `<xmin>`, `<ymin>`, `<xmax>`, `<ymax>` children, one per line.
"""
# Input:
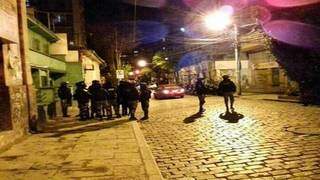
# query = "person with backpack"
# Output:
<box><xmin>103</xmin><ymin>81</ymin><xmax>121</xmax><ymax>119</ymax></box>
<box><xmin>218</xmin><ymin>75</ymin><xmax>237</xmax><ymax>113</ymax></box>
<box><xmin>117</xmin><ymin>80</ymin><xmax>129</xmax><ymax>116</ymax></box>
<box><xmin>139</xmin><ymin>83</ymin><xmax>151</xmax><ymax>120</ymax></box>
<box><xmin>58</xmin><ymin>82</ymin><xmax>72</xmax><ymax>117</ymax></box>
<box><xmin>73</xmin><ymin>81</ymin><xmax>91</xmax><ymax>120</ymax></box>
<box><xmin>195</xmin><ymin>77</ymin><xmax>206</xmax><ymax>113</ymax></box>
<box><xmin>88</xmin><ymin>80</ymin><xmax>108</xmax><ymax>119</ymax></box>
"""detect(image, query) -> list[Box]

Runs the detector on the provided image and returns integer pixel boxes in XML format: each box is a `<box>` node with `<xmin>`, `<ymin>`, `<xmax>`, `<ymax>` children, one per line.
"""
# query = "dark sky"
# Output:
<box><xmin>84</xmin><ymin>0</ymin><xmax>188</xmax><ymax>60</ymax></box>
<box><xmin>85</xmin><ymin>0</ymin><xmax>165</xmax><ymax>25</ymax></box>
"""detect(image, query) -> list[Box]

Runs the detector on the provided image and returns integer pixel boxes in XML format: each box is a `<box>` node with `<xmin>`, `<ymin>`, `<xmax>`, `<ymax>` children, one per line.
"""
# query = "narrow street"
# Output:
<box><xmin>140</xmin><ymin>96</ymin><xmax>320</xmax><ymax>179</ymax></box>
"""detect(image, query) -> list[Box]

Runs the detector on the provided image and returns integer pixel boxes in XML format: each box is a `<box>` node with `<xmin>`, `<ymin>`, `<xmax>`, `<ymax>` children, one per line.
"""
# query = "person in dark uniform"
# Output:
<box><xmin>118</xmin><ymin>80</ymin><xmax>129</xmax><ymax>116</ymax></box>
<box><xmin>73</xmin><ymin>81</ymin><xmax>91</xmax><ymax>120</ymax></box>
<box><xmin>103</xmin><ymin>81</ymin><xmax>121</xmax><ymax>119</ymax></box>
<box><xmin>139</xmin><ymin>83</ymin><xmax>152</xmax><ymax>120</ymax></box>
<box><xmin>218</xmin><ymin>75</ymin><xmax>237</xmax><ymax>113</ymax></box>
<box><xmin>88</xmin><ymin>80</ymin><xmax>108</xmax><ymax>119</ymax></box>
<box><xmin>126</xmin><ymin>80</ymin><xmax>140</xmax><ymax>120</ymax></box>
<box><xmin>195</xmin><ymin>77</ymin><xmax>206</xmax><ymax>113</ymax></box>
<box><xmin>58</xmin><ymin>82</ymin><xmax>72</xmax><ymax>117</ymax></box>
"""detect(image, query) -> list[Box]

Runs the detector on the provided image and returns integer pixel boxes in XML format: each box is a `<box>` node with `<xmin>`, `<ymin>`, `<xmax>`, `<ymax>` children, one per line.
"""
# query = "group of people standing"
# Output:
<box><xmin>58</xmin><ymin>80</ymin><xmax>151</xmax><ymax>121</ymax></box>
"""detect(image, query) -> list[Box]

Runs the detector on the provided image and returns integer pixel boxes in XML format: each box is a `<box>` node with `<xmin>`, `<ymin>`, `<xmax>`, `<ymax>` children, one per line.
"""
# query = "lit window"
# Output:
<box><xmin>26</xmin><ymin>0</ymin><xmax>31</xmax><ymax>7</ymax></box>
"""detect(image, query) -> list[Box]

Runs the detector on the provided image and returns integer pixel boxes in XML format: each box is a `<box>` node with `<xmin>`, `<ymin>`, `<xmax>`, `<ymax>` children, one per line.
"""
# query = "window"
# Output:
<box><xmin>26</xmin><ymin>0</ymin><xmax>31</xmax><ymax>7</ymax></box>
<box><xmin>0</xmin><ymin>44</ymin><xmax>13</xmax><ymax>131</ymax></box>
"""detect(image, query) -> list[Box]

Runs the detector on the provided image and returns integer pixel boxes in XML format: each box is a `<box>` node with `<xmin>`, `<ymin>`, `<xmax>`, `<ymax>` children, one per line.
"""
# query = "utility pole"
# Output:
<box><xmin>234</xmin><ymin>24</ymin><xmax>242</xmax><ymax>95</ymax></box>
<box><xmin>133</xmin><ymin>0</ymin><xmax>137</xmax><ymax>43</ymax></box>
<box><xmin>114</xmin><ymin>28</ymin><xmax>121</xmax><ymax>69</ymax></box>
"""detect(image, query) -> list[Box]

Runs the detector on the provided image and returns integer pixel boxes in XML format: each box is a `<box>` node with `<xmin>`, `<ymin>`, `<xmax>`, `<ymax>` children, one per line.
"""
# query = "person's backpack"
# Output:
<box><xmin>107</xmin><ymin>87</ymin><xmax>117</xmax><ymax>100</ymax></box>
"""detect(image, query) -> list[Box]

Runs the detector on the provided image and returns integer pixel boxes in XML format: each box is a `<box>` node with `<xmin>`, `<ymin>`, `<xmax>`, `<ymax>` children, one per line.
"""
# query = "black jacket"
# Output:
<box><xmin>218</xmin><ymin>80</ymin><xmax>236</xmax><ymax>93</ymax></box>
<box><xmin>117</xmin><ymin>81</ymin><xmax>129</xmax><ymax>103</ymax></box>
<box><xmin>140</xmin><ymin>89</ymin><xmax>151</xmax><ymax>101</ymax></box>
<box><xmin>126</xmin><ymin>83</ymin><xmax>140</xmax><ymax>101</ymax></box>
<box><xmin>89</xmin><ymin>84</ymin><xmax>108</xmax><ymax>101</ymax></box>
<box><xmin>73</xmin><ymin>88</ymin><xmax>91</xmax><ymax>104</ymax></box>
<box><xmin>58</xmin><ymin>86</ymin><xmax>72</xmax><ymax>100</ymax></box>
<box><xmin>195</xmin><ymin>80</ymin><xmax>206</xmax><ymax>95</ymax></box>
<box><xmin>103</xmin><ymin>83</ymin><xmax>117</xmax><ymax>100</ymax></box>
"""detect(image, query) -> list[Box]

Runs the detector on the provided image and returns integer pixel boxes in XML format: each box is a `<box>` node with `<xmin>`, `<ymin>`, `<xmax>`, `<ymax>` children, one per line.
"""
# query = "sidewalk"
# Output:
<box><xmin>0</xmin><ymin>112</ymin><xmax>163</xmax><ymax>179</ymax></box>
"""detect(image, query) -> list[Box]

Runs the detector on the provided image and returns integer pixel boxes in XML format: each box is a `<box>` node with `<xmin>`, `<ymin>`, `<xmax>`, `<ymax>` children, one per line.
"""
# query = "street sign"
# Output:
<box><xmin>116</xmin><ymin>70</ymin><xmax>125</xmax><ymax>79</ymax></box>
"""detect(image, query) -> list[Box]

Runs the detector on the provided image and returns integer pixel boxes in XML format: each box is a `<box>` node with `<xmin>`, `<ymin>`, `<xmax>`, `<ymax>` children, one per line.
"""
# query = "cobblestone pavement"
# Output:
<box><xmin>139</xmin><ymin>96</ymin><xmax>320</xmax><ymax>179</ymax></box>
<box><xmin>0</xmin><ymin>118</ymin><xmax>151</xmax><ymax>179</ymax></box>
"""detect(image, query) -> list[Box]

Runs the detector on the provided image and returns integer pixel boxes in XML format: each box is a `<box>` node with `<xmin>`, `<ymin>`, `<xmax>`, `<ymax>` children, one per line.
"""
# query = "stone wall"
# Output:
<box><xmin>0</xmin><ymin>0</ymin><xmax>36</xmax><ymax>150</ymax></box>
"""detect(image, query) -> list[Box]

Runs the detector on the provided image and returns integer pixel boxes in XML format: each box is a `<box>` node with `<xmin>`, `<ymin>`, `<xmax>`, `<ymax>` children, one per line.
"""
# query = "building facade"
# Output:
<box><xmin>27</xmin><ymin>16</ymin><xmax>69</xmax><ymax>121</ymax></box>
<box><xmin>28</xmin><ymin>0</ymin><xmax>105</xmax><ymax>86</ymax></box>
<box><xmin>0</xmin><ymin>0</ymin><xmax>37</xmax><ymax>149</ymax></box>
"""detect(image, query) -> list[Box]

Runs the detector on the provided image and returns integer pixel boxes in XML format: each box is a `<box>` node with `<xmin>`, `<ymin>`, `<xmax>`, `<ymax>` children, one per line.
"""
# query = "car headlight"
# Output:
<box><xmin>180</xmin><ymin>88</ymin><xmax>185</xmax><ymax>93</ymax></box>
<box><xmin>162</xmin><ymin>90</ymin><xmax>169</xmax><ymax>94</ymax></box>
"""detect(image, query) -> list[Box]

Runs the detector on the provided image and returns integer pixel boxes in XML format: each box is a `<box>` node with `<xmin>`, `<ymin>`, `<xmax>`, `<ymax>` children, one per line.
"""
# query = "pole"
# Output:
<box><xmin>115</xmin><ymin>28</ymin><xmax>119</xmax><ymax>69</ymax></box>
<box><xmin>234</xmin><ymin>24</ymin><xmax>242</xmax><ymax>95</ymax></box>
<box><xmin>133</xmin><ymin>0</ymin><xmax>137</xmax><ymax>43</ymax></box>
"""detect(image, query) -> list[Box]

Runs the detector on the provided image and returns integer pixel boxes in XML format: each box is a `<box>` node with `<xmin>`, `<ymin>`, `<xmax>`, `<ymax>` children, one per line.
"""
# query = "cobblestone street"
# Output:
<box><xmin>140</xmin><ymin>96</ymin><xmax>320</xmax><ymax>179</ymax></box>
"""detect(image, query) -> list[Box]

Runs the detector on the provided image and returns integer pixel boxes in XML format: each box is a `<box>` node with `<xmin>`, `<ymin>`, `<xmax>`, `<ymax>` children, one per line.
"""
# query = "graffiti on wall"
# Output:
<box><xmin>10</xmin><ymin>86</ymin><xmax>27</xmax><ymax>126</ymax></box>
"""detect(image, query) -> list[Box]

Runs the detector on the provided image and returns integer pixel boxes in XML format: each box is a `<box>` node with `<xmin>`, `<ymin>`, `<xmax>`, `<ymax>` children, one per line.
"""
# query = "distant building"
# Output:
<box><xmin>28</xmin><ymin>0</ymin><xmax>86</xmax><ymax>49</ymax></box>
<box><xmin>177</xmin><ymin>6</ymin><xmax>295</xmax><ymax>94</ymax></box>
<box><xmin>28</xmin><ymin>0</ymin><xmax>105</xmax><ymax>86</ymax></box>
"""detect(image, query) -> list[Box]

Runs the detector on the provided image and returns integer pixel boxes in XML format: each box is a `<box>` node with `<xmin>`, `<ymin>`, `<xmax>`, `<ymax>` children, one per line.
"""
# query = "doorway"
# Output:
<box><xmin>0</xmin><ymin>44</ymin><xmax>13</xmax><ymax>131</ymax></box>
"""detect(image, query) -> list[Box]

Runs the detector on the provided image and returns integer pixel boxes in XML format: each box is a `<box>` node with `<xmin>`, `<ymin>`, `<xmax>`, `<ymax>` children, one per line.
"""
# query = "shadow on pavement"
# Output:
<box><xmin>44</xmin><ymin>119</ymin><xmax>130</xmax><ymax>137</ymax></box>
<box><xmin>219</xmin><ymin>112</ymin><xmax>244</xmax><ymax>123</ymax></box>
<box><xmin>183</xmin><ymin>112</ymin><xmax>204</xmax><ymax>124</ymax></box>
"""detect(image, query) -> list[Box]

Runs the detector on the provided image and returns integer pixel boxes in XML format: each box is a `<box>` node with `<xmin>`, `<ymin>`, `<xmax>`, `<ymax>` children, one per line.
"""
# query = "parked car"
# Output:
<box><xmin>154</xmin><ymin>84</ymin><xmax>185</xmax><ymax>99</ymax></box>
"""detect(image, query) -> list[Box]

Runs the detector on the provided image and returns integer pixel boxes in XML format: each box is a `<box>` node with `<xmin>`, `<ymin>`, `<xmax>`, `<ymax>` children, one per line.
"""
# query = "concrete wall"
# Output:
<box><xmin>66</xmin><ymin>62</ymin><xmax>83</xmax><ymax>88</ymax></box>
<box><xmin>0</xmin><ymin>0</ymin><xmax>37</xmax><ymax>150</ymax></box>
<box><xmin>247</xmin><ymin>50</ymin><xmax>286</xmax><ymax>93</ymax></box>
<box><xmin>82</xmin><ymin>55</ymin><xmax>101</xmax><ymax>86</ymax></box>
<box><xmin>49</xmin><ymin>33</ymin><xmax>68</xmax><ymax>55</ymax></box>
<box><xmin>66</xmin><ymin>50</ymin><xmax>79</xmax><ymax>63</ymax></box>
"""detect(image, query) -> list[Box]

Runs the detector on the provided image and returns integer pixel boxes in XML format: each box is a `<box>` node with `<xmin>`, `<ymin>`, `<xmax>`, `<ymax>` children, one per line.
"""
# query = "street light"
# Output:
<box><xmin>204</xmin><ymin>10</ymin><xmax>232</xmax><ymax>31</ymax></box>
<box><xmin>134</xmin><ymin>69</ymin><xmax>140</xmax><ymax>75</ymax></box>
<box><xmin>137</xmin><ymin>59</ymin><xmax>147</xmax><ymax>67</ymax></box>
<box><xmin>203</xmin><ymin>7</ymin><xmax>242</xmax><ymax>95</ymax></box>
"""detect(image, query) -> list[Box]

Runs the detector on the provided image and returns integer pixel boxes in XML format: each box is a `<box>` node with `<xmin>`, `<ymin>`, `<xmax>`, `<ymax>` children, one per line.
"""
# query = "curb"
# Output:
<box><xmin>131</xmin><ymin>121</ymin><xmax>164</xmax><ymax>180</ymax></box>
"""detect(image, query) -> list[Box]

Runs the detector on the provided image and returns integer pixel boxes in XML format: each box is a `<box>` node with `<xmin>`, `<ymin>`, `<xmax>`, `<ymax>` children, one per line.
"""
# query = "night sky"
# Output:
<box><xmin>84</xmin><ymin>0</ymin><xmax>188</xmax><ymax>61</ymax></box>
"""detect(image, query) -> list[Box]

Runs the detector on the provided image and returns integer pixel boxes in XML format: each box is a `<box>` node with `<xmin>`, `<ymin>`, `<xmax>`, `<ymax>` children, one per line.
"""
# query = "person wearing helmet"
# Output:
<box><xmin>58</xmin><ymin>82</ymin><xmax>72</xmax><ymax>117</ymax></box>
<box><xmin>73</xmin><ymin>81</ymin><xmax>91</xmax><ymax>120</ymax></box>
<box><xmin>139</xmin><ymin>82</ymin><xmax>151</xmax><ymax>120</ymax></box>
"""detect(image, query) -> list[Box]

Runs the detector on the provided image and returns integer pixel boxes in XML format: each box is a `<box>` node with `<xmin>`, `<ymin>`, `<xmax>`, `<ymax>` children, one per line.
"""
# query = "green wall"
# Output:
<box><xmin>66</xmin><ymin>62</ymin><xmax>84</xmax><ymax>89</ymax></box>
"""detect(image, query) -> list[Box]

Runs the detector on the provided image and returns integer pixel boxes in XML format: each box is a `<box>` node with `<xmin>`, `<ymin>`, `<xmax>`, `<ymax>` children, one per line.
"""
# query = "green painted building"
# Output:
<box><xmin>28</xmin><ymin>17</ymin><xmax>69</xmax><ymax>120</ymax></box>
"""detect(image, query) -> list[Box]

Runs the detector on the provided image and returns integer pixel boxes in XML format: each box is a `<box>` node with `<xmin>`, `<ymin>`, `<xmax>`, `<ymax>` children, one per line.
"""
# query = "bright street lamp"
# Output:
<box><xmin>203</xmin><ymin>6</ymin><xmax>242</xmax><ymax>95</ymax></box>
<box><xmin>137</xmin><ymin>59</ymin><xmax>147</xmax><ymax>67</ymax></box>
<box><xmin>204</xmin><ymin>10</ymin><xmax>232</xmax><ymax>31</ymax></box>
<box><xmin>134</xmin><ymin>69</ymin><xmax>140</xmax><ymax>75</ymax></box>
